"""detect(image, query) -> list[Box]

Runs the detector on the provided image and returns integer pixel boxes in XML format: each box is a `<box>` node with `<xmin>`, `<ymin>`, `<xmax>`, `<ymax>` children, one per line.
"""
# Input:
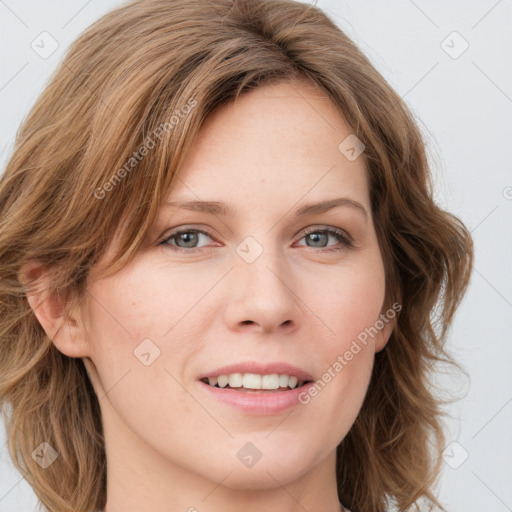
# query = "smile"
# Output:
<box><xmin>198</xmin><ymin>376</ymin><xmax>315</xmax><ymax>415</ymax></box>
<box><xmin>200</xmin><ymin>372</ymin><xmax>312</xmax><ymax>391</ymax></box>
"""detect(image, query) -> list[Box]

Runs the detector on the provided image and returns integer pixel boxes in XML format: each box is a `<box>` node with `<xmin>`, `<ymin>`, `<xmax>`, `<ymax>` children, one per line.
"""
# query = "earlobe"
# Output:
<box><xmin>374</xmin><ymin>316</ymin><xmax>394</xmax><ymax>354</ymax></box>
<box><xmin>19</xmin><ymin>260</ymin><xmax>89</xmax><ymax>358</ymax></box>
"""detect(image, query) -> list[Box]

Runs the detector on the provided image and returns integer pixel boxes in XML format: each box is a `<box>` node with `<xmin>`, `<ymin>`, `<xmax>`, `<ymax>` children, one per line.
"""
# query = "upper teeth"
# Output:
<box><xmin>207</xmin><ymin>373</ymin><xmax>304</xmax><ymax>390</ymax></box>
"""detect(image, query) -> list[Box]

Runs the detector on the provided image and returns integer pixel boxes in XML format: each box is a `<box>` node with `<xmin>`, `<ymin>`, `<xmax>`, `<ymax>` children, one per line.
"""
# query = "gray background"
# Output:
<box><xmin>1</xmin><ymin>1</ymin><xmax>511</xmax><ymax>510</ymax></box>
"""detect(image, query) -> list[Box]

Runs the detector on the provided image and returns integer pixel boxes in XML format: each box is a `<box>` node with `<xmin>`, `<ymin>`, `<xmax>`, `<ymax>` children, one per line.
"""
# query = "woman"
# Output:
<box><xmin>0</xmin><ymin>0</ymin><xmax>473</xmax><ymax>511</ymax></box>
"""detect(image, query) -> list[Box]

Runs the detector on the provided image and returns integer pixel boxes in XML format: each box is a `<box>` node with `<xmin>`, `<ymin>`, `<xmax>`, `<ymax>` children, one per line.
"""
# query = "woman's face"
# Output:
<box><xmin>80</xmin><ymin>79</ymin><xmax>392</xmax><ymax>491</ymax></box>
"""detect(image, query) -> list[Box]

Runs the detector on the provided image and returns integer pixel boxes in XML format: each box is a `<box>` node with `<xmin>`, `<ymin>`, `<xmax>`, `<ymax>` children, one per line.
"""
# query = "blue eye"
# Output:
<box><xmin>160</xmin><ymin>228</ymin><xmax>213</xmax><ymax>253</ymax></box>
<box><xmin>160</xmin><ymin>227</ymin><xmax>352</xmax><ymax>253</ymax></box>
<box><xmin>298</xmin><ymin>227</ymin><xmax>353</xmax><ymax>252</ymax></box>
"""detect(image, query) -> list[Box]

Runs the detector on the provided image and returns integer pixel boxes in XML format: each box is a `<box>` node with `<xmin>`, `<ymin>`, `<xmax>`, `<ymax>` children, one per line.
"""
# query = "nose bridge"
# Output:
<box><xmin>236</xmin><ymin>234</ymin><xmax>290</xmax><ymax>296</ymax></box>
<box><xmin>226</xmin><ymin>234</ymin><xmax>298</xmax><ymax>329</ymax></box>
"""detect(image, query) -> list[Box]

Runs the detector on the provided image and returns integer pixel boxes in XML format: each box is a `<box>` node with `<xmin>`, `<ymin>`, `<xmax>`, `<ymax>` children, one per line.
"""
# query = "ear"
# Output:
<box><xmin>375</xmin><ymin>301</ymin><xmax>402</xmax><ymax>353</ymax></box>
<box><xmin>374</xmin><ymin>320</ymin><xmax>393</xmax><ymax>353</ymax></box>
<box><xmin>19</xmin><ymin>260</ymin><xmax>90</xmax><ymax>358</ymax></box>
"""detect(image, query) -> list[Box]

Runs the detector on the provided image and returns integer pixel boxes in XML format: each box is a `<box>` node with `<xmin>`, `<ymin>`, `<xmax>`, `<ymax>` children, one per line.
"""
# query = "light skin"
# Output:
<box><xmin>23</xmin><ymin>78</ymin><xmax>392</xmax><ymax>512</ymax></box>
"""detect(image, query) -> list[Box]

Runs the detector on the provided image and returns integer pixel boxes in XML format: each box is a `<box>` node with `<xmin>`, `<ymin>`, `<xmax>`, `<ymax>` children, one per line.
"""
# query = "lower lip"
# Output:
<box><xmin>198</xmin><ymin>380</ymin><xmax>315</xmax><ymax>415</ymax></box>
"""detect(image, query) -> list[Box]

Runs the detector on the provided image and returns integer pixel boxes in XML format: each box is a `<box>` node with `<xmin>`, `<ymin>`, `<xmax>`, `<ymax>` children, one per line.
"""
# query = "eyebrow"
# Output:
<box><xmin>164</xmin><ymin>197</ymin><xmax>368</xmax><ymax>219</ymax></box>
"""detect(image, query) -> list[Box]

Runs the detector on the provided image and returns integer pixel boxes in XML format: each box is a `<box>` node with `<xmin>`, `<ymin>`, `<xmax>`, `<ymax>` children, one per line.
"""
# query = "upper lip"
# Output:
<box><xmin>198</xmin><ymin>361</ymin><xmax>315</xmax><ymax>382</ymax></box>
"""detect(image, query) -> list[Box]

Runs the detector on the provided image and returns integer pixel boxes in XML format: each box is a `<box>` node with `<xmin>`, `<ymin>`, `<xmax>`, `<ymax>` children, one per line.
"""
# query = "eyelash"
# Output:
<box><xmin>159</xmin><ymin>226</ymin><xmax>353</xmax><ymax>254</ymax></box>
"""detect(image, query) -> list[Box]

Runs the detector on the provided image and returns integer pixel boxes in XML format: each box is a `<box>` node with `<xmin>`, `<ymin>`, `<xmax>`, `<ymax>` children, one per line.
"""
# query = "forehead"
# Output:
<box><xmin>169</xmin><ymin>80</ymin><xmax>370</xmax><ymax>211</ymax></box>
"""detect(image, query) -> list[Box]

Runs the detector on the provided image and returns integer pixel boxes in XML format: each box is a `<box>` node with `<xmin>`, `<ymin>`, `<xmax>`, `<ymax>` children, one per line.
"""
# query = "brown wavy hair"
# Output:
<box><xmin>0</xmin><ymin>0</ymin><xmax>473</xmax><ymax>510</ymax></box>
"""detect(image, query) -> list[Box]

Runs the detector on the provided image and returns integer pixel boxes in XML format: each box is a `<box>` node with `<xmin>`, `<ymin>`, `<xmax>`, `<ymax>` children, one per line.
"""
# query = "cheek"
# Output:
<box><xmin>300</xmin><ymin>251</ymin><xmax>385</xmax><ymax>423</ymax></box>
<box><xmin>309</xmin><ymin>253</ymin><xmax>386</xmax><ymax>350</ymax></box>
<box><xmin>85</xmin><ymin>260</ymin><xmax>209</xmax><ymax>352</ymax></box>
<box><xmin>82</xmin><ymin>268</ymin><xmax>200</xmax><ymax>449</ymax></box>
<box><xmin>82</xmin><ymin>258</ymin><xmax>221</xmax><ymax>424</ymax></box>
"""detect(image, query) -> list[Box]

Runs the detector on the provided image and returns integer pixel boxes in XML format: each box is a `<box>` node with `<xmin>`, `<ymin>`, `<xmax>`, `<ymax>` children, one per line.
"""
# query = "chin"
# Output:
<box><xmin>198</xmin><ymin>447</ymin><xmax>317</xmax><ymax>490</ymax></box>
<box><xmin>218</xmin><ymin>464</ymin><xmax>309</xmax><ymax>491</ymax></box>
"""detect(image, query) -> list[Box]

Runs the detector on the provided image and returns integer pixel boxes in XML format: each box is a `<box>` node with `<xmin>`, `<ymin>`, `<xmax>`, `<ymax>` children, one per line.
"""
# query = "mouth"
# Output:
<box><xmin>200</xmin><ymin>373</ymin><xmax>314</xmax><ymax>393</ymax></box>
<box><xmin>197</xmin><ymin>362</ymin><xmax>316</xmax><ymax>414</ymax></box>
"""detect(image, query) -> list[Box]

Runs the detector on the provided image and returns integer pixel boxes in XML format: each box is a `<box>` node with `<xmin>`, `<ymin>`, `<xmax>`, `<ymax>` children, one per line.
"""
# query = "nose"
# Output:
<box><xmin>223</xmin><ymin>242</ymin><xmax>299</xmax><ymax>334</ymax></box>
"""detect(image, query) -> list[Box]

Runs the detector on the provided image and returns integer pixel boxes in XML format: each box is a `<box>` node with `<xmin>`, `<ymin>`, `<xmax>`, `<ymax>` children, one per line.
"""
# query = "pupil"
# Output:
<box><xmin>308</xmin><ymin>232</ymin><xmax>326</xmax><ymax>247</ymax></box>
<box><xmin>180</xmin><ymin>232</ymin><xmax>197</xmax><ymax>247</ymax></box>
